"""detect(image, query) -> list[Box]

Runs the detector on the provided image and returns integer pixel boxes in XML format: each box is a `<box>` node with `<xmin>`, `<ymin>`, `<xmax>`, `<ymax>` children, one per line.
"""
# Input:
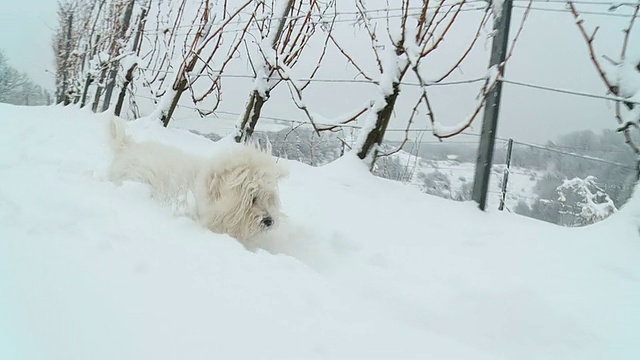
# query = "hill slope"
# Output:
<box><xmin>1</xmin><ymin>104</ymin><xmax>639</xmax><ymax>359</ymax></box>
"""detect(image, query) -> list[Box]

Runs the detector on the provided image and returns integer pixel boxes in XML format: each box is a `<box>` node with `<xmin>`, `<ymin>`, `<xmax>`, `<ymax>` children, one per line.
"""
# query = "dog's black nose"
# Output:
<box><xmin>262</xmin><ymin>216</ymin><xmax>274</xmax><ymax>227</ymax></box>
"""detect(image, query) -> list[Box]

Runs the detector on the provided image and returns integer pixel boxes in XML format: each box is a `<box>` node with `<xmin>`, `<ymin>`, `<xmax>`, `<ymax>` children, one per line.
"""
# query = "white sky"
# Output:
<box><xmin>0</xmin><ymin>0</ymin><xmax>637</xmax><ymax>145</ymax></box>
<box><xmin>0</xmin><ymin>0</ymin><xmax>58</xmax><ymax>88</ymax></box>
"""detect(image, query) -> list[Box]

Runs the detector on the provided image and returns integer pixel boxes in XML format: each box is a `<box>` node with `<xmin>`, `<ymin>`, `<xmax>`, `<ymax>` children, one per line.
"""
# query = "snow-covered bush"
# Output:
<box><xmin>417</xmin><ymin>171</ymin><xmax>452</xmax><ymax>199</ymax></box>
<box><xmin>557</xmin><ymin>176</ymin><xmax>617</xmax><ymax>226</ymax></box>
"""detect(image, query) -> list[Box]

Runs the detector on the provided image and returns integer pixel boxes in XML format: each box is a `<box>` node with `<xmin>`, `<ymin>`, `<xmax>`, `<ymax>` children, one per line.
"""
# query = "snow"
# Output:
<box><xmin>265</xmin><ymin>0</ymin><xmax>290</xmax><ymax>47</ymax></box>
<box><xmin>1</xmin><ymin>104</ymin><xmax>640</xmax><ymax>359</ymax></box>
<box><xmin>492</xmin><ymin>0</ymin><xmax>505</xmax><ymax>20</ymax></box>
<box><xmin>433</xmin><ymin>64</ymin><xmax>500</xmax><ymax>138</ymax></box>
<box><xmin>432</xmin><ymin>118</ymin><xmax>475</xmax><ymax>137</ymax></box>
<box><xmin>389</xmin><ymin>150</ymin><xmax>542</xmax><ymax>209</ymax></box>
<box><xmin>557</xmin><ymin>176</ymin><xmax>617</xmax><ymax>221</ymax></box>
<box><xmin>118</xmin><ymin>54</ymin><xmax>139</xmax><ymax>74</ymax></box>
<box><xmin>617</xmin><ymin>55</ymin><xmax>640</xmax><ymax>99</ymax></box>
<box><xmin>352</xmin><ymin>44</ymin><xmax>408</xmax><ymax>161</ymax></box>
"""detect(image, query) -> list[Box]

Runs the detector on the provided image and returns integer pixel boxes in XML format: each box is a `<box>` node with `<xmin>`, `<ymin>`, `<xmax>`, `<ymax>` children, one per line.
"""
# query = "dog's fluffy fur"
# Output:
<box><xmin>107</xmin><ymin>116</ymin><xmax>287</xmax><ymax>246</ymax></box>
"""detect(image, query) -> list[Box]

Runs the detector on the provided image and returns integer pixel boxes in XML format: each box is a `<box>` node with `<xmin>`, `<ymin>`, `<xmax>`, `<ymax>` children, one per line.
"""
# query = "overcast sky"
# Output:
<box><xmin>0</xmin><ymin>0</ymin><xmax>637</xmax><ymax>145</ymax></box>
<box><xmin>0</xmin><ymin>0</ymin><xmax>58</xmax><ymax>87</ymax></box>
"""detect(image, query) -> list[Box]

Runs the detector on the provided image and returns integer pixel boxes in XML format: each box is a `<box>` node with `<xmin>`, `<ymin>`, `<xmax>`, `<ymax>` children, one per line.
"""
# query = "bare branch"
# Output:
<box><xmin>378</xmin><ymin>94</ymin><xmax>423</xmax><ymax>158</ymax></box>
<box><xmin>277</xmin><ymin>68</ymin><xmax>321</xmax><ymax>134</ymax></box>
<box><xmin>569</xmin><ymin>0</ymin><xmax>640</xmax><ymax>158</ymax></box>
<box><xmin>434</xmin><ymin>6</ymin><xmax>489</xmax><ymax>82</ymax></box>
<box><xmin>621</xmin><ymin>1</ymin><xmax>639</xmax><ymax>60</ymax></box>
<box><xmin>617</xmin><ymin>118</ymin><xmax>640</xmax><ymax>154</ymax></box>
<box><xmin>423</xmin><ymin>1</ymin><xmax>466</xmax><ymax>57</ymax></box>
<box><xmin>300</xmin><ymin>10</ymin><xmax>336</xmax><ymax>91</ymax></box>
<box><xmin>197</xmin><ymin>0</ymin><xmax>254</xmax><ymax>54</ymax></box>
<box><xmin>415</xmin><ymin>0</ymin><xmax>431</xmax><ymax>43</ymax></box>
<box><xmin>316</xmin><ymin>105</ymin><xmax>370</xmax><ymax>132</ymax></box>
<box><xmin>327</xmin><ymin>33</ymin><xmax>375</xmax><ymax>81</ymax></box>
<box><xmin>505</xmin><ymin>0</ymin><xmax>533</xmax><ymax>63</ymax></box>
<box><xmin>356</xmin><ymin>0</ymin><xmax>383</xmax><ymax>73</ymax></box>
<box><xmin>432</xmin><ymin>74</ymin><xmax>500</xmax><ymax>139</ymax></box>
<box><xmin>567</xmin><ymin>1</ymin><xmax>618</xmax><ymax>96</ymax></box>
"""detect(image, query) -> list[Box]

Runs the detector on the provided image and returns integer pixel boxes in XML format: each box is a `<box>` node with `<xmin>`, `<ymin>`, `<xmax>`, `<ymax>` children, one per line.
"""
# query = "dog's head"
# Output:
<box><xmin>196</xmin><ymin>145</ymin><xmax>288</xmax><ymax>245</ymax></box>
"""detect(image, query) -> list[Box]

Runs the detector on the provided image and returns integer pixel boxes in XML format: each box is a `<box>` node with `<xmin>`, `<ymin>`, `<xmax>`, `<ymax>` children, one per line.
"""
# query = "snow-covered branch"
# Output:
<box><xmin>234</xmin><ymin>0</ymin><xmax>332</xmax><ymax>143</ymax></box>
<box><xmin>326</xmin><ymin>0</ymin><xmax>511</xmax><ymax>167</ymax></box>
<box><xmin>568</xmin><ymin>0</ymin><xmax>640</xmax><ymax>158</ymax></box>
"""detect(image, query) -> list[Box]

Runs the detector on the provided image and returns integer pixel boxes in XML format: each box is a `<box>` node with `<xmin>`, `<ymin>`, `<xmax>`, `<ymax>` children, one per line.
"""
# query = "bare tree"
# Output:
<box><xmin>308</xmin><ymin>1</ymin><xmax>489</xmax><ymax>165</ymax></box>
<box><xmin>78</xmin><ymin>0</ymin><xmax>108</xmax><ymax>107</ymax></box>
<box><xmin>567</xmin><ymin>0</ymin><xmax>640</xmax><ymax>173</ymax></box>
<box><xmin>90</xmin><ymin>0</ymin><xmax>137</xmax><ymax>112</ymax></box>
<box><xmin>53</xmin><ymin>0</ymin><xmax>77</xmax><ymax>104</ymax></box>
<box><xmin>145</xmin><ymin>0</ymin><xmax>255</xmax><ymax>127</ymax></box>
<box><xmin>51</xmin><ymin>0</ymin><xmax>141</xmax><ymax>109</ymax></box>
<box><xmin>286</xmin><ymin>0</ymin><xmax>532</xmax><ymax>168</ymax></box>
<box><xmin>114</xmin><ymin>4</ymin><xmax>149</xmax><ymax>116</ymax></box>
<box><xmin>101</xmin><ymin>0</ymin><xmax>136</xmax><ymax>112</ymax></box>
<box><xmin>234</xmin><ymin>0</ymin><xmax>333</xmax><ymax>142</ymax></box>
<box><xmin>0</xmin><ymin>50</ymin><xmax>50</xmax><ymax>106</ymax></box>
<box><xmin>0</xmin><ymin>50</ymin><xmax>28</xmax><ymax>103</ymax></box>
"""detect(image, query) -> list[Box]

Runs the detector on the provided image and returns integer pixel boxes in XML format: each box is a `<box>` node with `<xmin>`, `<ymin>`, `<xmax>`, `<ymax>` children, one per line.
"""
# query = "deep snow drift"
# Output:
<box><xmin>1</xmin><ymin>104</ymin><xmax>639</xmax><ymax>359</ymax></box>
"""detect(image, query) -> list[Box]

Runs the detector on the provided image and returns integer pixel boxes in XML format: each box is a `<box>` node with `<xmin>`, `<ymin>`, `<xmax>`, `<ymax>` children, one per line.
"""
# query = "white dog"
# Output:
<box><xmin>107</xmin><ymin>116</ymin><xmax>287</xmax><ymax>246</ymax></box>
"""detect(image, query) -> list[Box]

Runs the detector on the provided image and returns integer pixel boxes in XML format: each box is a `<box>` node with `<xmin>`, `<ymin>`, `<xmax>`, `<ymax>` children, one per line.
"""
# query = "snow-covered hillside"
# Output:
<box><xmin>1</xmin><ymin>104</ymin><xmax>639</xmax><ymax>359</ymax></box>
<box><xmin>384</xmin><ymin>150</ymin><xmax>543</xmax><ymax>210</ymax></box>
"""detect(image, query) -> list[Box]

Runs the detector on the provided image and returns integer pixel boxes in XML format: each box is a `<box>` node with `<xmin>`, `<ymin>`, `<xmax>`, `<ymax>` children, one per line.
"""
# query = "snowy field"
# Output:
<box><xmin>390</xmin><ymin>151</ymin><xmax>542</xmax><ymax>210</ymax></box>
<box><xmin>1</xmin><ymin>104</ymin><xmax>639</xmax><ymax>359</ymax></box>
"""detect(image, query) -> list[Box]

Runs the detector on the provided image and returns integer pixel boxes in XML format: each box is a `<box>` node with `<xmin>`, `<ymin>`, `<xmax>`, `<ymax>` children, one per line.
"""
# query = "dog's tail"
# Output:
<box><xmin>108</xmin><ymin>116</ymin><xmax>131</xmax><ymax>152</ymax></box>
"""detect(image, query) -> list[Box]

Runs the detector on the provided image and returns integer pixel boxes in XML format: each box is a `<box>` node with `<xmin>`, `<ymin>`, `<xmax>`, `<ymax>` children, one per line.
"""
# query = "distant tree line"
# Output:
<box><xmin>0</xmin><ymin>50</ymin><xmax>52</xmax><ymax>106</ymax></box>
<box><xmin>383</xmin><ymin>129</ymin><xmax>638</xmax><ymax>226</ymax></box>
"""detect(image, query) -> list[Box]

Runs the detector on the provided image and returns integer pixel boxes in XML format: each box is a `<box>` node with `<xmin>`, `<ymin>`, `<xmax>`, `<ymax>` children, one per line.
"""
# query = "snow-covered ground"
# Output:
<box><xmin>1</xmin><ymin>104</ymin><xmax>639</xmax><ymax>359</ymax></box>
<box><xmin>391</xmin><ymin>151</ymin><xmax>542</xmax><ymax>209</ymax></box>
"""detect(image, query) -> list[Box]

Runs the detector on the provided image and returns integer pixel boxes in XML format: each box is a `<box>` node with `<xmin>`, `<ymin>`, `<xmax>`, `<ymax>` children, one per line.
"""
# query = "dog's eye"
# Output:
<box><xmin>252</xmin><ymin>196</ymin><xmax>257</xmax><ymax>205</ymax></box>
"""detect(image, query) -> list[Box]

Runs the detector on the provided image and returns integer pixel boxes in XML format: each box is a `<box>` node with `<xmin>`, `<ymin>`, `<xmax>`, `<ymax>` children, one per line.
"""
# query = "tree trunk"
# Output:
<box><xmin>234</xmin><ymin>0</ymin><xmax>295</xmax><ymax>143</ymax></box>
<box><xmin>234</xmin><ymin>90</ymin><xmax>267</xmax><ymax>142</ymax></box>
<box><xmin>114</xmin><ymin>64</ymin><xmax>137</xmax><ymax>116</ymax></box>
<box><xmin>160</xmin><ymin>78</ymin><xmax>188</xmax><ymax>127</ymax></box>
<box><xmin>60</xmin><ymin>13</ymin><xmax>73</xmax><ymax>105</ymax></box>
<box><xmin>101</xmin><ymin>0</ymin><xmax>135</xmax><ymax>112</ymax></box>
<box><xmin>91</xmin><ymin>68</ymin><xmax>107</xmax><ymax>112</ymax></box>
<box><xmin>80</xmin><ymin>74</ymin><xmax>93</xmax><ymax>108</ymax></box>
<box><xmin>356</xmin><ymin>81</ymin><xmax>401</xmax><ymax>164</ymax></box>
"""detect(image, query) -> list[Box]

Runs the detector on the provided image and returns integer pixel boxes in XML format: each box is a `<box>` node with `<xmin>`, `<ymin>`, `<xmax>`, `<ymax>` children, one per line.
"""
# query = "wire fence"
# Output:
<box><xmin>371</xmin><ymin>134</ymin><xmax>637</xmax><ymax>227</ymax></box>
<box><xmin>162</xmin><ymin>101</ymin><xmax>634</xmax><ymax>229</ymax></box>
<box><xmin>86</xmin><ymin>0</ymin><xmax>639</xmax><ymax>227</ymax></box>
<box><xmin>131</xmin><ymin>91</ymin><xmax>637</xmax><ymax>229</ymax></box>
<box><xmin>135</xmin><ymin>77</ymin><xmax>638</xmax><ymax>227</ymax></box>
